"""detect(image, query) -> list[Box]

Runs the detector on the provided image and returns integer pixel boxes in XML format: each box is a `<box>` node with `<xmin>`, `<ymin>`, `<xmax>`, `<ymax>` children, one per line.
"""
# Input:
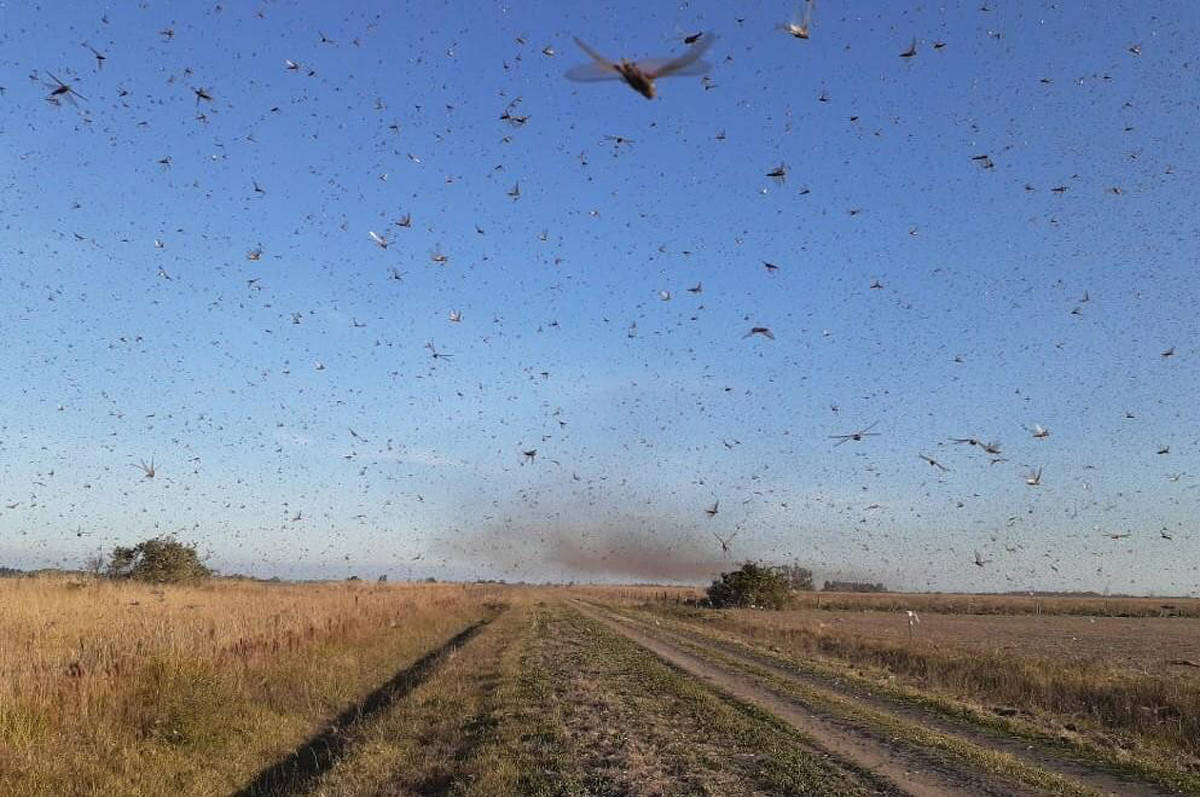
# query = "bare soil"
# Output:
<box><xmin>574</xmin><ymin>601</ymin><xmax>1181</xmax><ymax>796</ymax></box>
<box><xmin>718</xmin><ymin>608</ymin><xmax>1200</xmax><ymax>679</ymax></box>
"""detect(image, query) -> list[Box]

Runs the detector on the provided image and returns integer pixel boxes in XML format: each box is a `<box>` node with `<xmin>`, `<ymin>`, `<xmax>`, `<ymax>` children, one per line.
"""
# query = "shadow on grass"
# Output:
<box><xmin>236</xmin><ymin>613</ymin><xmax>499</xmax><ymax>796</ymax></box>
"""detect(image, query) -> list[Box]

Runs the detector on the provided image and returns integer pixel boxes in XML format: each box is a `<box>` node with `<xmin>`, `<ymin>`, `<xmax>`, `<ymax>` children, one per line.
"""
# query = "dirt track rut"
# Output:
<box><xmin>572</xmin><ymin>600</ymin><xmax>1175</xmax><ymax>797</ymax></box>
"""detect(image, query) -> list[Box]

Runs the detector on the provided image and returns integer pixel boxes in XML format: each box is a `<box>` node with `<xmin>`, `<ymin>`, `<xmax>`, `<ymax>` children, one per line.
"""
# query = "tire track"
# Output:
<box><xmin>235</xmin><ymin>610</ymin><xmax>501</xmax><ymax>797</ymax></box>
<box><xmin>571</xmin><ymin>601</ymin><xmax>993</xmax><ymax>796</ymax></box>
<box><xmin>597</xmin><ymin>603</ymin><xmax>1177</xmax><ymax>797</ymax></box>
<box><xmin>572</xmin><ymin>600</ymin><xmax>1156</xmax><ymax>797</ymax></box>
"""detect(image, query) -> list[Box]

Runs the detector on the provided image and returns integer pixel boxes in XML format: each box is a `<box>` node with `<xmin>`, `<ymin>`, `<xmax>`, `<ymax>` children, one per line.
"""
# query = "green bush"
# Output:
<box><xmin>706</xmin><ymin>561</ymin><xmax>793</xmax><ymax>610</ymax></box>
<box><xmin>105</xmin><ymin>536</ymin><xmax>212</xmax><ymax>583</ymax></box>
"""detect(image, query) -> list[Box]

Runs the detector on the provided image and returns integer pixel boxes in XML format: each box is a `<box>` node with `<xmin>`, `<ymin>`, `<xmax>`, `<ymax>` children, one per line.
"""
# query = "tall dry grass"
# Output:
<box><xmin>0</xmin><ymin>575</ymin><xmax>501</xmax><ymax>796</ymax></box>
<box><xmin>566</xmin><ymin>584</ymin><xmax>702</xmax><ymax>604</ymax></box>
<box><xmin>571</xmin><ymin>584</ymin><xmax>1200</xmax><ymax>618</ymax></box>
<box><xmin>789</xmin><ymin>591</ymin><xmax>1200</xmax><ymax>618</ymax></box>
<box><xmin>643</xmin><ymin>601</ymin><xmax>1200</xmax><ymax>770</ymax></box>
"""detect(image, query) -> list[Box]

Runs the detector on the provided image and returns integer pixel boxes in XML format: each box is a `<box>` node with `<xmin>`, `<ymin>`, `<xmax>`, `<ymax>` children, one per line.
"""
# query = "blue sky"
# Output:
<box><xmin>1</xmin><ymin>1</ymin><xmax>1196</xmax><ymax>593</ymax></box>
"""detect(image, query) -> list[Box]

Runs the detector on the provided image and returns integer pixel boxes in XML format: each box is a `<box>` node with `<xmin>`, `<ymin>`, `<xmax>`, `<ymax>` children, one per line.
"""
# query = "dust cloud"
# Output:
<box><xmin>444</xmin><ymin>512</ymin><xmax>735</xmax><ymax>583</ymax></box>
<box><xmin>547</xmin><ymin>532</ymin><xmax>731</xmax><ymax>582</ymax></box>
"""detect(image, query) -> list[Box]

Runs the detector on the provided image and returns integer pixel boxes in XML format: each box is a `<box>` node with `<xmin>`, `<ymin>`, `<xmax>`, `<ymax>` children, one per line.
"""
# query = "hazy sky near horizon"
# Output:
<box><xmin>1</xmin><ymin>1</ymin><xmax>1197</xmax><ymax>592</ymax></box>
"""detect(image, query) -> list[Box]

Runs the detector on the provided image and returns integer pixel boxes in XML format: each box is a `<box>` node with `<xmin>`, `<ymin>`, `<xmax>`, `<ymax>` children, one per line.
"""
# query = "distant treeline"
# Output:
<box><xmin>823</xmin><ymin>580</ymin><xmax>886</xmax><ymax>593</ymax></box>
<box><xmin>1001</xmin><ymin>590</ymin><xmax>1105</xmax><ymax>597</ymax></box>
<box><xmin>772</xmin><ymin>564</ymin><xmax>814</xmax><ymax>591</ymax></box>
<box><xmin>0</xmin><ymin>566</ymin><xmax>24</xmax><ymax>578</ymax></box>
<box><xmin>996</xmin><ymin>590</ymin><xmax>1195</xmax><ymax>599</ymax></box>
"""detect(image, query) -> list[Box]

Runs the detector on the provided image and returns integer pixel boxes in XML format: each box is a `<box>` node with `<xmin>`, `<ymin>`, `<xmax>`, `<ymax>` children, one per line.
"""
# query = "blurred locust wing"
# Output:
<box><xmin>640</xmin><ymin>35</ymin><xmax>714</xmax><ymax>78</ymax></box>
<box><xmin>566</xmin><ymin>38</ymin><xmax>621</xmax><ymax>82</ymax></box>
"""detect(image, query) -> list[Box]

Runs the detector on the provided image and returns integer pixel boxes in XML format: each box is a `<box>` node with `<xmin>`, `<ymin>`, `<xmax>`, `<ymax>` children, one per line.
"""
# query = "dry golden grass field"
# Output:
<box><xmin>2</xmin><ymin>576</ymin><xmax>1198</xmax><ymax>796</ymax></box>
<box><xmin>0</xmin><ymin>576</ymin><xmax>504</xmax><ymax>795</ymax></box>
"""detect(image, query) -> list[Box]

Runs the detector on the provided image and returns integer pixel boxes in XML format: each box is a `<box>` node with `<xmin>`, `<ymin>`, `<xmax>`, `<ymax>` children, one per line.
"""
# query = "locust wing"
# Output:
<box><xmin>565</xmin><ymin>37</ymin><xmax>621</xmax><ymax>82</ymax></box>
<box><xmin>639</xmin><ymin>34</ymin><xmax>714</xmax><ymax>79</ymax></box>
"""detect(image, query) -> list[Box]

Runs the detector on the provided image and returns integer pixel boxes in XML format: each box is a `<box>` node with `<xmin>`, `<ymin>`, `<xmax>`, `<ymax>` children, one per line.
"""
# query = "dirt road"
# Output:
<box><xmin>572</xmin><ymin>600</ymin><xmax>1177</xmax><ymax>797</ymax></box>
